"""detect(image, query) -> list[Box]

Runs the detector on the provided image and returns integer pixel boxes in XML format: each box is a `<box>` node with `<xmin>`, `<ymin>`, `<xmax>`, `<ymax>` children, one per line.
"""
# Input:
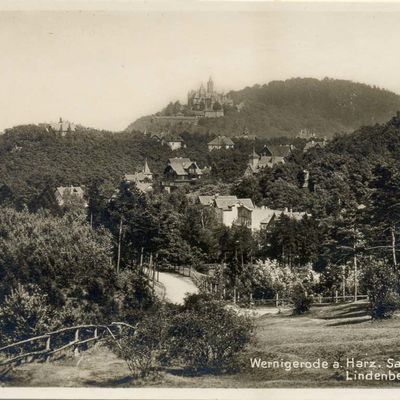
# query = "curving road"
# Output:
<box><xmin>157</xmin><ymin>272</ymin><xmax>198</xmax><ymax>305</ymax></box>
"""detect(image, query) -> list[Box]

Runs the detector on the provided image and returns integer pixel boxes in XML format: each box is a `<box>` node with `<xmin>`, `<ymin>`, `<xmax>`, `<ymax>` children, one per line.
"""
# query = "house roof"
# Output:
<box><xmin>198</xmin><ymin>195</ymin><xmax>214</xmax><ymax>206</ymax></box>
<box><xmin>136</xmin><ymin>182</ymin><xmax>153</xmax><ymax>193</ymax></box>
<box><xmin>208</xmin><ymin>136</ymin><xmax>234</xmax><ymax>146</ymax></box>
<box><xmin>163</xmin><ymin>133</ymin><xmax>184</xmax><ymax>142</ymax></box>
<box><xmin>237</xmin><ymin>198</ymin><xmax>254</xmax><ymax>210</ymax></box>
<box><xmin>304</xmin><ymin>140</ymin><xmax>326</xmax><ymax>151</ymax></box>
<box><xmin>167</xmin><ymin>158</ymin><xmax>202</xmax><ymax>176</ymax></box>
<box><xmin>214</xmin><ymin>196</ymin><xmax>240</xmax><ymax>211</ymax></box>
<box><xmin>213</xmin><ymin>196</ymin><xmax>253</xmax><ymax>211</ymax></box>
<box><xmin>55</xmin><ymin>186</ymin><xmax>84</xmax><ymax>198</ymax></box>
<box><xmin>265</xmin><ymin>145</ymin><xmax>292</xmax><ymax>158</ymax></box>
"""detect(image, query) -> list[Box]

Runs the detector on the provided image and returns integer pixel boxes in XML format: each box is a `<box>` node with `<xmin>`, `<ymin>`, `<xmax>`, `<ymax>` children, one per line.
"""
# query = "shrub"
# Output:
<box><xmin>167</xmin><ymin>294</ymin><xmax>253</xmax><ymax>372</ymax></box>
<box><xmin>0</xmin><ymin>284</ymin><xmax>54</xmax><ymax>346</ymax></box>
<box><xmin>291</xmin><ymin>282</ymin><xmax>312</xmax><ymax>314</ymax></box>
<box><xmin>111</xmin><ymin>303</ymin><xmax>172</xmax><ymax>378</ymax></box>
<box><xmin>361</xmin><ymin>260</ymin><xmax>400</xmax><ymax>319</ymax></box>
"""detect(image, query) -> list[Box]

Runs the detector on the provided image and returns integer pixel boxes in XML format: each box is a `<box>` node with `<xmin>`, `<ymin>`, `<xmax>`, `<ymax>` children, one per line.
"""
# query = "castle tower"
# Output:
<box><xmin>207</xmin><ymin>76</ymin><xmax>214</xmax><ymax>94</ymax></box>
<box><xmin>199</xmin><ymin>83</ymin><xmax>206</xmax><ymax>96</ymax></box>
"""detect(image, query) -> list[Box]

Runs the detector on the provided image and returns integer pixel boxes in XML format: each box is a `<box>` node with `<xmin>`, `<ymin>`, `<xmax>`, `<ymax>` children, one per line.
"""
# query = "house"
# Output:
<box><xmin>55</xmin><ymin>186</ymin><xmax>87</xmax><ymax>208</ymax></box>
<box><xmin>161</xmin><ymin>133</ymin><xmax>186</xmax><ymax>151</ymax></box>
<box><xmin>124</xmin><ymin>159</ymin><xmax>153</xmax><ymax>193</ymax></box>
<box><xmin>163</xmin><ymin>157</ymin><xmax>202</xmax><ymax>191</ymax></box>
<box><xmin>258</xmin><ymin>207</ymin><xmax>307</xmax><ymax>230</ymax></box>
<box><xmin>48</xmin><ymin>117</ymin><xmax>76</xmax><ymax>137</ymax></box>
<box><xmin>303</xmin><ymin>139</ymin><xmax>327</xmax><ymax>152</ymax></box>
<box><xmin>150</xmin><ymin>131</ymin><xmax>185</xmax><ymax>150</ymax></box>
<box><xmin>207</xmin><ymin>136</ymin><xmax>235</xmax><ymax>151</ymax></box>
<box><xmin>198</xmin><ymin>195</ymin><xmax>254</xmax><ymax>227</ymax></box>
<box><xmin>244</xmin><ymin>145</ymin><xmax>292</xmax><ymax>176</ymax></box>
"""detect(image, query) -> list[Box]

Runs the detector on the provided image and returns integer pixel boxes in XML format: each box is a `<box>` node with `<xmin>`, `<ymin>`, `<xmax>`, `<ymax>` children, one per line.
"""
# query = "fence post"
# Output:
<box><xmin>233</xmin><ymin>288</ymin><xmax>237</xmax><ymax>304</ymax></box>
<box><xmin>335</xmin><ymin>290</ymin><xmax>338</xmax><ymax>303</ymax></box>
<box><xmin>74</xmin><ymin>329</ymin><xmax>80</xmax><ymax>357</ymax></box>
<box><xmin>45</xmin><ymin>335</ymin><xmax>51</xmax><ymax>362</ymax></box>
<box><xmin>275</xmin><ymin>293</ymin><xmax>279</xmax><ymax>308</ymax></box>
<box><xmin>319</xmin><ymin>295</ymin><xmax>322</xmax><ymax>304</ymax></box>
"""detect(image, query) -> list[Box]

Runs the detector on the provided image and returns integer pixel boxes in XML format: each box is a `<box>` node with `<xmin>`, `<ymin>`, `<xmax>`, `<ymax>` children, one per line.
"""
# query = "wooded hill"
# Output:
<box><xmin>126</xmin><ymin>78</ymin><xmax>400</xmax><ymax>138</ymax></box>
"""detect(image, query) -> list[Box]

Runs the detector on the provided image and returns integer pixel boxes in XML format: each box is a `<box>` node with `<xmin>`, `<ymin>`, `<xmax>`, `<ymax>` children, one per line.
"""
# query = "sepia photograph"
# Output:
<box><xmin>3</xmin><ymin>0</ymin><xmax>400</xmax><ymax>398</ymax></box>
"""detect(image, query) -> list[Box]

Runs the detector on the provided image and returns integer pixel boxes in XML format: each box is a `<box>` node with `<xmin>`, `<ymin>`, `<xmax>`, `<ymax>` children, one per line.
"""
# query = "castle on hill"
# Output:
<box><xmin>187</xmin><ymin>77</ymin><xmax>233</xmax><ymax>118</ymax></box>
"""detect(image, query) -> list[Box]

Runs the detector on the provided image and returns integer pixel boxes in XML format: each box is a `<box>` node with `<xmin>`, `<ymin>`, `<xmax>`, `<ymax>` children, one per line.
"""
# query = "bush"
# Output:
<box><xmin>0</xmin><ymin>284</ymin><xmax>54</xmax><ymax>346</ymax></box>
<box><xmin>167</xmin><ymin>294</ymin><xmax>253</xmax><ymax>372</ymax></box>
<box><xmin>361</xmin><ymin>260</ymin><xmax>400</xmax><ymax>319</ymax></box>
<box><xmin>291</xmin><ymin>282</ymin><xmax>312</xmax><ymax>315</ymax></box>
<box><xmin>111</xmin><ymin>303</ymin><xmax>172</xmax><ymax>378</ymax></box>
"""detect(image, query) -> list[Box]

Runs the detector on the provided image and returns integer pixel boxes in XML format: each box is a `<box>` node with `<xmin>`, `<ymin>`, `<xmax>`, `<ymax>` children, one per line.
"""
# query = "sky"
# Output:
<box><xmin>1</xmin><ymin>1</ymin><xmax>400</xmax><ymax>132</ymax></box>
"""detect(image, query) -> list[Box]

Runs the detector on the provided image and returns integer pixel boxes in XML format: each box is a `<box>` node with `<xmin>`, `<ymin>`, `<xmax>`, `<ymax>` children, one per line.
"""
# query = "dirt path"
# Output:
<box><xmin>157</xmin><ymin>272</ymin><xmax>198</xmax><ymax>305</ymax></box>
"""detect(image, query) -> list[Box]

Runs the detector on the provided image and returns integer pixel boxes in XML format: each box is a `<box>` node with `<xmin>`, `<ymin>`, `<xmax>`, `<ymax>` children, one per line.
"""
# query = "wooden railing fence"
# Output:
<box><xmin>0</xmin><ymin>322</ymin><xmax>135</xmax><ymax>367</ymax></box>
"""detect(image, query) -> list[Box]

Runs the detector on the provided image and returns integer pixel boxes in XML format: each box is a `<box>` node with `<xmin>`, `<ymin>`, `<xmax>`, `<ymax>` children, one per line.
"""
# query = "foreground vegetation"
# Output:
<box><xmin>4</xmin><ymin>301</ymin><xmax>400</xmax><ymax>388</ymax></box>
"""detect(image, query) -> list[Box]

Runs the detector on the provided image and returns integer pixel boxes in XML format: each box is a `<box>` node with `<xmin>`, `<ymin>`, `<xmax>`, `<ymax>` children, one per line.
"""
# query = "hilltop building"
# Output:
<box><xmin>208</xmin><ymin>136</ymin><xmax>235</xmax><ymax>151</ymax></box>
<box><xmin>187</xmin><ymin>77</ymin><xmax>233</xmax><ymax>118</ymax></box>
<box><xmin>297</xmin><ymin>128</ymin><xmax>316</xmax><ymax>140</ymax></box>
<box><xmin>163</xmin><ymin>157</ymin><xmax>202</xmax><ymax>191</ymax></box>
<box><xmin>124</xmin><ymin>159</ymin><xmax>153</xmax><ymax>193</ymax></box>
<box><xmin>47</xmin><ymin>118</ymin><xmax>76</xmax><ymax>136</ymax></box>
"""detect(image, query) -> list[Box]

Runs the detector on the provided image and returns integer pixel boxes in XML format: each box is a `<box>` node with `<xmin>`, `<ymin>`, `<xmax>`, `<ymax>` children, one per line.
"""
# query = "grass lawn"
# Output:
<box><xmin>3</xmin><ymin>301</ymin><xmax>400</xmax><ymax>387</ymax></box>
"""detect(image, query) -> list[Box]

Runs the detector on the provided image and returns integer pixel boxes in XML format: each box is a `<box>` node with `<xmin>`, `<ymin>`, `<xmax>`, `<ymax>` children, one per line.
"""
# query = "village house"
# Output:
<box><xmin>198</xmin><ymin>194</ymin><xmax>309</xmax><ymax>230</ymax></box>
<box><xmin>198</xmin><ymin>195</ymin><xmax>254</xmax><ymax>227</ymax></box>
<box><xmin>47</xmin><ymin>117</ymin><xmax>76</xmax><ymax>137</ymax></box>
<box><xmin>238</xmin><ymin>205</ymin><xmax>307</xmax><ymax>231</ymax></box>
<box><xmin>207</xmin><ymin>136</ymin><xmax>235</xmax><ymax>151</ymax></box>
<box><xmin>149</xmin><ymin>131</ymin><xmax>185</xmax><ymax>150</ymax></box>
<box><xmin>124</xmin><ymin>159</ymin><xmax>153</xmax><ymax>193</ymax></box>
<box><xmin>55</xmin><ymin>186</ymin><xmax>87</xmax><ymax>208</ymax></box>
<box><xmin>163</xmin><ymin>157</ymin><xmax>202</xmax><ymax>191</ymax></box>
<box><xmin>244</xmin><ymin>145</ymin><xmax>293</xmax><ymax>176</ymax></box>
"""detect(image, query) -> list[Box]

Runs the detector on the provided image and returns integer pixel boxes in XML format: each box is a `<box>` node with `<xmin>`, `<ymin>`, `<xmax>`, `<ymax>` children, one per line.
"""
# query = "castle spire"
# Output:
<box><xmin>207</xmin><ymin>76</ymin><xmax>214</xmax><ymax>94</ymax></box>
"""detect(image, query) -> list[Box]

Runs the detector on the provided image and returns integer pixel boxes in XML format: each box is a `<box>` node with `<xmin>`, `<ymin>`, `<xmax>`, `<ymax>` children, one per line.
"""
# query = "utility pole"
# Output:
<box><xmin>116</xmin><ymin>217</ymin><xmax>123</xmax><ymax>275</ymax></box>
<box><xmin>342</xmin><ymin>265</ymin><xmax>346</xmax><ymax>301</ymax></box>
<box><xmin>391</xmin><ymin>225</ymin><xmax>397</xmax><ymax>267</ymax></box>
<box><xmin>353</xmin><ymin>229</ymin><xmax>358</xmax><ymax>302</ymax></box>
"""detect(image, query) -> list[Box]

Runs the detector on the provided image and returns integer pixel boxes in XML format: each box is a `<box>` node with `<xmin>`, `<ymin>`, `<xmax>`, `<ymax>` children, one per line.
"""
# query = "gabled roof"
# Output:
<box><xmin>163</xmin><ymin>133</ymin><xmax>184</xmax><ymax>142</ymax></box>
<box><xmin>55</xmin><ymin>186</ymin><xmax>84</xmax><ymax>198</ymax></box>
<box><xmin>208</xmin><ymin>136</ymin><xmax>234</xmax><ymax>146</ymax></box>
<box><xmin>237</xmin><ymin>198</ymin><xmax>254</xmax><ymax>210</ymax></box>
<box><xmin>198</xmin><ymin>195</ymin><xmax>214</xmax><ymax>206</ymax></box>
<box><xmin>265</xmin><ymin>145</ymin><xmax>292</xmax><ymax>158</ymax></box>
<box><xmin>167</xmin><ymin>158</ymin><xmax>202</xmax><ymax>176</ymax></box>
<box><xmin>214</xmin><ymin>196</ymin><xmax>240</xmax><ymax>211</ymax></box>
<box><xmin>304</xmin><ymin>140</ymin><xmax>326</xmax><ymax>151</ymax></box>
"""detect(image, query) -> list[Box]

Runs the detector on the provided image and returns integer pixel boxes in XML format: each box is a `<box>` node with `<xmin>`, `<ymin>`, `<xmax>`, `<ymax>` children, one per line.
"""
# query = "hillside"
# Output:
<box><xmin>126</xmin><ymin>78</ymin><xmax>400</xmax><ymax>138</ymax></box>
